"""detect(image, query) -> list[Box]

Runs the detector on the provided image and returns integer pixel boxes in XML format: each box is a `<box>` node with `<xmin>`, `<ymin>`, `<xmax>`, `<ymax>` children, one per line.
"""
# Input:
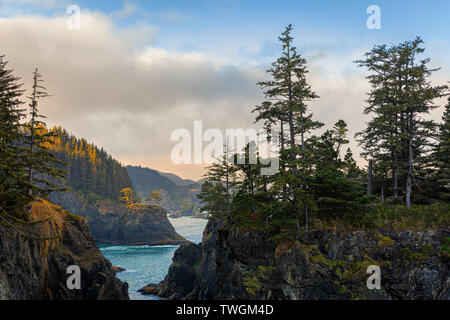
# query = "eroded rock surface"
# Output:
<box><xmin>0</xmin><ymin>199</ymin><xmax>129</xmax><ymax>300</ymax></box>
<box><xmin>144</xmin><ymin>219</ymin><xmax>449</xmax><ymax>300</ymax></box>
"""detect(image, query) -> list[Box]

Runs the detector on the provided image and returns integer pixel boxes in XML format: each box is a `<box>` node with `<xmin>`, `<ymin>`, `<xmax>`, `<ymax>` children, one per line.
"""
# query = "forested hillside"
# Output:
<box><xmin>157</xmin><ymin>170</ymin><xmax>197</xmax><ymax>187</ymax></box>
<box><xmin>47</xmin><ymin>127</ymin><xmax>133</xmax><ymax>201</ymax></box>
<box><xmin>0</xmin><ymin>57</ymin><xmax>129</xmax><ymax>300</ymax></box>
<box><xmin>127</xmin><ymin>165</ymin><xmax>200</xmax><ymax>215</ymax></box>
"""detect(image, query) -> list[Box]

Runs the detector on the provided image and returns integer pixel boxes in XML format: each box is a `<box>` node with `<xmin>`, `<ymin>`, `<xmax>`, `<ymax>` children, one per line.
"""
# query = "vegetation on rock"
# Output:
<box><xmin>197</xmin><ymin>26</ymin><xmax>450</xmax><ymax>246</ymax></box>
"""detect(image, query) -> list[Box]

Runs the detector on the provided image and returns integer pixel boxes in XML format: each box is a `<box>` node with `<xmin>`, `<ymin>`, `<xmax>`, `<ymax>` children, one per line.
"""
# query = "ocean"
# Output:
<box><xmin>99</xmin><ymin>216</ymin><xmax>208</xmax><ymax>300</ymax></box>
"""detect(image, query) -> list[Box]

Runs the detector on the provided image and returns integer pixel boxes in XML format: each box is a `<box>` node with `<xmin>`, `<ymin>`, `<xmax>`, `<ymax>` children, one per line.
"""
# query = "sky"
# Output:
<box><xmin>1</xmin><ymin>0</ymin><xmax>449</xmax><ymax>180</ymax></box>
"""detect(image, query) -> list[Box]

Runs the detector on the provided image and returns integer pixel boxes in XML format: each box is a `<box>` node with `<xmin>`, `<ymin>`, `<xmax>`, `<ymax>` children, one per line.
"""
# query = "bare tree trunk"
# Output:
<box><xmin>295</xmin><ymin>202</ymin><xmax>301</xmax><ymax>240</ymax></box>
<box><xmin>28</xmin><ymin>168</ymin><xmax>33</xmax><ymax>196</ymax></box>
<box><xmin>393</xmin><ymin>166</ymin><xmax>398</xmax><ymax>198</ymax></box>
<box><xmin>250</xmin><ymin>179</ymin><xmax>256</xmax><ymax>214</ymax></box>
<box><xmin>288</xmin><ymin>111</ymin><xmax>296</xmax><ymax>174</ymax></box>
<box><xmin>368</xmin><ymin>159</ymin><xmax>373</xmax><ymax>196</ymax></box>
<box><xmin>224</xmin><ymin>140</ymin><xmax>231</xmax><ymax>220</ymax></box>
<box><xmin>28</xmin><ymin>117</ymin><xmax>35</xmax><ymax>197</ymax></box>
<box><xmin>304</xmin><ymin>205</ymin><xmax>308</xmax><ymax>233</ymax></box>
<box><xmin>226</xmin><ymin>167</ymin><xmax>230</xmax><ymax>220</ymax></box>
<box><xmin>280</xmin><ymin>121</ymin><xmax>287</xmax><ymax>198</ymax></box>
<box><xmin>405</xmin><ymin>139</ymin><xmax>413</xmax><ymax>208</ymax></box>
<box><xmin>300</xmin><ymin>111</ymin><xmax>305</xmax><ymax>151</ymax></box>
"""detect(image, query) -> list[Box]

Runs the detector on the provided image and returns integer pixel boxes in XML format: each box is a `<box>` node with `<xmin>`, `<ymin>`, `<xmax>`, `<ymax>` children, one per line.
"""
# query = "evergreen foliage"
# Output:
<box><xmin>434</xmin><ymin>98</ymin><xmax>450</xmax><ymax>201</ymax></box>
<box><xmin>0</xmin><ymin>55</ymin><xmax>27</xmax><ymax>211</ymax></box>
<box><xmin>23</xmin><ymin>68</ymin><xmax>66</xmax><ymax>198</ymax></box>
<box><xmin>198</xmin><ymin>29</ymin><xmax>449</xmax><ymax>243</ymax></box>
<box><xmin>355</xmin><ymin>38</ymin><xmax>448</xmax><ymax>207</ymax></box>
<box><xmin>48</xmin><ymin>127</ymin><xmax>133</xmax><ymax>201</ymax></box>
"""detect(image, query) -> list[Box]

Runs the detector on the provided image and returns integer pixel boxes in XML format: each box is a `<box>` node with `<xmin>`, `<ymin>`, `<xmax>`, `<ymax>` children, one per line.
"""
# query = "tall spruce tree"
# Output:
<box><xmin>356</xmin><ymin>38</ymin><xmax>447</xmax><ymax>207</ymax></box>
<box><xmin>253</xmin><ymin>25</ymin><xmax>322</xmax><ymax>233</ymax></box>
<box><xmin>355</xmin><ymin>44</ymin><xmax>401</xmax><ymax>199</ymax></box>
<box><xmin>23</xmin><ymin>68</ymin><xmax>65</xmax><ymax>198</ymax></box>
<box><xmin>435</xmin><ymin>98</ymin><xmax>450</xmax><ymax>201</ymax></box>
<box><xmin>0</xmin><ymin>55</ymin><xmax>27</xmax><ymax>211</ymax></box>
<box><xmin>200</xmin><ymin>142</ymin><xmax>237</xmax><ymax>220</ymax></box>
<box><xmin>234</xmin><ymin>142</ymin><xmax>262</xmax><ymax>214</ymax></box>
<box><xmin>255</xmin><ymin>25</ymin><xmax>321</xmax><ymax>171</ymax></box>
<box><xmin>332</xmin><ymin>120</ymin><xmax>349</xmax><ymax>160</ymax></box>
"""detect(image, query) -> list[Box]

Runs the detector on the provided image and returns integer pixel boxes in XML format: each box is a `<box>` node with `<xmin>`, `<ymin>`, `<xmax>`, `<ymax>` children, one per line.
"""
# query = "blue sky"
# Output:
<box><xmin>1</xmin><ymin>0</ymin><xmax>449</xmax><ymax>179</ymax></box>
<box><xmin>3</xmin><ymin>0</ymin><xmax>450</xmax><ymax>65</ymax></box>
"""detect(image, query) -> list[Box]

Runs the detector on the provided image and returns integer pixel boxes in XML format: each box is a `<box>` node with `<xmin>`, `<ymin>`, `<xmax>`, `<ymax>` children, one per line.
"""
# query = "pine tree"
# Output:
<box><xmin>435</xmin><ymin>98</ymin><xmax>450</xmax><ymax>201</ymax></box>
<box><xmin>197</xmin><ymin>180</ymin><xmax>227</xmax><ymax>219</ymax></box>
<box><xmin>0</xmin><ymin>55</ymin><xmax>27</xmax><ymax>211</ymax></box>
<box><xmin>253</xmin><ymin>25</ymin><xmax>322</xmax><ymax>233</ymax></box>
<box><xmin>356</xmin><ymin>38</ymin><xmax>447</xmax><ymax>207</ymax></box>
<box><xmin>255</xmin><ymin>25</ymin><xmax>321</xmax><ymax>173</ymax></box>
<box><xmin>199</xmin><ymin>142</ymin><xmax>237</xmax><ymax>220</ymax></box>
<box><xmin>331</xmin><ymin>120</ymin><xmax>349</xmax><ymax>159</ymax></box>
<box><xmin>234</xmin><ymin>142</ymin><xmax>261</xmax><ymax>214</ymax></box>
<box><xmin>23</xmin><ymin>68</ymin><xmax>65</xmax><ymax>198</ymax></box>
<box><xmin>355</xmin><ymin>44</ymin><xmax>402</xmax><ymax>199</ymax></box>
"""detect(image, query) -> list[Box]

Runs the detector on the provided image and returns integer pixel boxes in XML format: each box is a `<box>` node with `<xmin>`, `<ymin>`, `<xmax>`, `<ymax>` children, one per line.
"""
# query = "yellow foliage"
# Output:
<box><xmin>119</xmin><ymin>187</ymin><xmax>135</xmax><ymax>207</ymax></box>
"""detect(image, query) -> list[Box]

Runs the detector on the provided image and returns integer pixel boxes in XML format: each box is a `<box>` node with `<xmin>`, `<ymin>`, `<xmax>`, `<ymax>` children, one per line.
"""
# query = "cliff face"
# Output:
<box><xmin>147</xmin><ymin>219</ymin><xmax>449</xmax><ymax>300</ymax></box>
<box><xmin>50</xmin><ymin>191</ymin><xmax>188</xmax><ymax>246</ymax></box>
<box><xmin>0</xmin><ymin>199</ymin><xmax>129</xmax><ymax>300</ymax></box>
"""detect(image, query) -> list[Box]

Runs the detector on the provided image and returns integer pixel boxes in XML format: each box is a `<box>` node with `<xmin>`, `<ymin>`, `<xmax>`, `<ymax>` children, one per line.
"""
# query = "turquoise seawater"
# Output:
<box><xmin>98</xmin><ymin>217</ymin><xmax>208</xmax><ymax>300</ymax></box>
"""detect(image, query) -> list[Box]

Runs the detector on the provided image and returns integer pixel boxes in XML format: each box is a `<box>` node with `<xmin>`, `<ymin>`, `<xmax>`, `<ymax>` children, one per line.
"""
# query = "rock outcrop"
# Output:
<box><xmin>0</xmin><ymin>199</ymin><xmax>129</xmax><ymax>300</ymax></box>
<box><xmin>50</xmin><ymin>191</ymin><xmax>189</xmax><ymax>246</ymax></box>
<box><xmin>145</xmin><ymin>219</ymin><xmax>449</xmax><ymax>300</ymax></box>
<box><xmin>139</xmin><ymin>243</ymin><xmax>202</xmax><ymax>299</ymax></box>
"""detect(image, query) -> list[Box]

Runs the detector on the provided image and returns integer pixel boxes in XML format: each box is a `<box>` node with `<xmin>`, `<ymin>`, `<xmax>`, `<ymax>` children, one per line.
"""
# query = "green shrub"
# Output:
<box><xmin>400</xmin><ymin>248</ymin><xmax>412</xmax><ymax>259</ymax></box>
<box><xmin>439</xmin><ymin>237</ymin><xmax>450</xmax><ymax>260</ymax></box>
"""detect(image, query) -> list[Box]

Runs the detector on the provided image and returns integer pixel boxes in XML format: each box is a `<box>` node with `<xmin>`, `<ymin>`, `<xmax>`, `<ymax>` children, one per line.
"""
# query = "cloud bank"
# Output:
<box><xmin>1</xmin><ymin>11</ymin><xmax>448</xmax><ymax>180</ymax></box>
<box><xmin>0</xmin><ymin>12</ymin><xmax>265</xmax><ymax>179</ymax></box>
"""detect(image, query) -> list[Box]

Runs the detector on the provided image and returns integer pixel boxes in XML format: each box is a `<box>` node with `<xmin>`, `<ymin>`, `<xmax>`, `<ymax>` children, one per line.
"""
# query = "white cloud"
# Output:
<box><xmin>0</xmin><ymin>12</ymin><xmax>263</xmax><ymax>179</ymax></box>
<box><xmin>1</xmin><ymin>11</ymin><xmax>448</xmax><ymax>179</ymax></box>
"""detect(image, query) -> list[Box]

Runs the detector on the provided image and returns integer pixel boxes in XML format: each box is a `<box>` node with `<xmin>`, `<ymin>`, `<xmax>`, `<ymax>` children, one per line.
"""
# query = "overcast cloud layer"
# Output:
<box><xmin>1</xmin><ymin>11</ymin><xmax>448</xmax><ymax>180</ymax></box>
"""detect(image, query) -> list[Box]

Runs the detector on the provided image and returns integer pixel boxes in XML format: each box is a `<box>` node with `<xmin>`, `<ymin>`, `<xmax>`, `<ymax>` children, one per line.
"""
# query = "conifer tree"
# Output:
<box><xmin>23</xmin><ymin>68</ymin><xmax>65</xmax><ymax>198</ymax></box>
<box><xmin>356</xmin><ymin>38</ymin><xmax>447</xmax><ymax>207</ymax></box>
<box><xmin>435</xmin><ymin>98</ymin><xmax>450</xmax><ymax>201</ymax></box>
<box><xmin>234</xmin><ymin>142</ymin><xmax>261</xmax><ymax>214</ymax></box>
<box><xmin>199</xmin><ymin>142</ymin><xmax>237</xmax><ymax>220</ymax></box>
<box><xmin>197</xmin><ymin>180</ymin><xmax>227</xmax><ymax>219</ymax></box>
<box><xmin>255</xmin><ymin>25</ymin><xmax>321</xmax><ymax>173</ymax></box>
<box><xmin>0</xmin><ymin>55</ymin><xmax>27</xmax><ymax>210</ymax></box>
<box><xmin>253</xmin><ymin>25</ymin><xmax>322</xmax><ymax>232</ymax></box>
<box><xmin>332</xmin><ymin>120</ymin><xmax>349</xmax><ymax>159</ymax></box>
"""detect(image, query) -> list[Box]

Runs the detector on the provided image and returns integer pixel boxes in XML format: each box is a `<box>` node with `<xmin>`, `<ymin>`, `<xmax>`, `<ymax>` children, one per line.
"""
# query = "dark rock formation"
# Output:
<box><xmin>157</xmin><ymin>243</ymin><xmax>202</xmax><ymax>299</ymax></box>
<box><xmin>0</xmin><ymin>199</ymin><xmax>128</xmax><ymax>300</ymax></box>
<box><xmin>195</xmin><ymin>219</ymin><xmax>223</xmax><ymax>299</ymax></box>
<box><xmin>138</xmin><ymin>283</ymin><xmax>159</xmax><ymax>295</ymax></box>
<box><xmin>112</xmin><ymin>266</ymin><xmax>126</xmax><ymax>273</ymax></box>
<box><xmin>140</xmin><ymin>243</ymin><xmax>202</xmax><ymax>299</ymax></box>
<box><xmin>147</xmin><ymin>219</ymin><xmax>449</xmax><ymax>300</ymax></box>
<box><xmin>50</xmin><ymin>191</ymin><xmax>189</xmax><ymax>246</ymax></box>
